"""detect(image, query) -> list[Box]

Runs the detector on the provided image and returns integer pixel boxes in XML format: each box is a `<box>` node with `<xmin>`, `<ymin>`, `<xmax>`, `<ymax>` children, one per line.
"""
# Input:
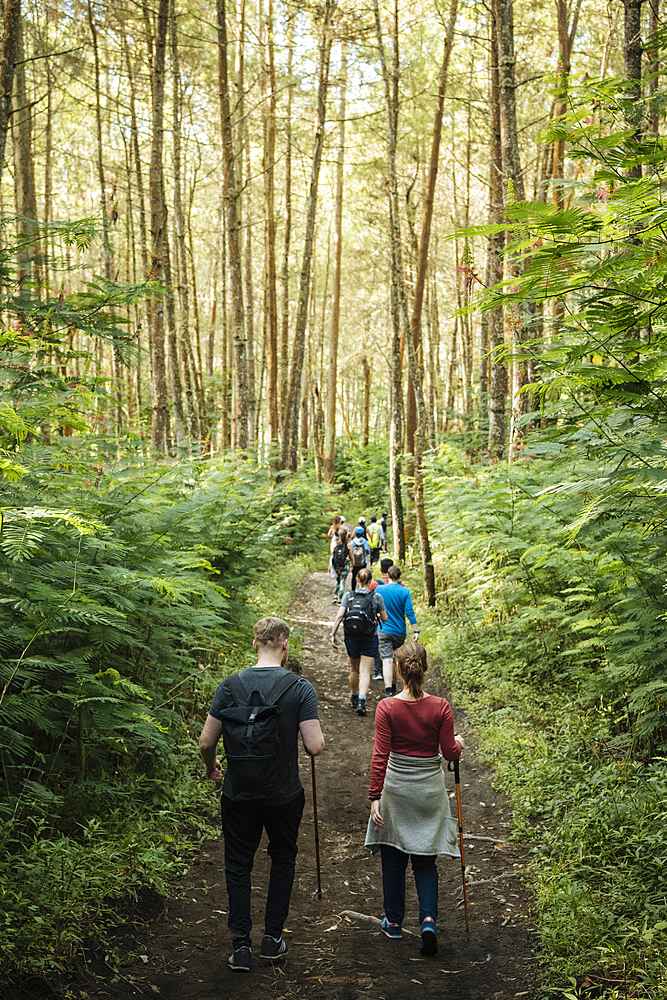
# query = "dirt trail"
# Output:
<box><xmin>92</xmin><ymin>571</ymin><xmax>539</xmax><ymax>1000</ymax></box>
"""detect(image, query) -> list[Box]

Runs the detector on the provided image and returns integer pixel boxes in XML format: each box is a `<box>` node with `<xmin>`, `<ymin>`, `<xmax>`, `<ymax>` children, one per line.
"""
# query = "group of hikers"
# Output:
<box><xmin>328</xmin><ymin>511</ymin><xmax>417</xmax><ymax>716</ymax></box>
<box><xmin>198</xmin><ymin>513</ymin><xmax>463</xmax><ymax>975</ymax></box>
<box><xmin>327</xmin><ymin>512</ymin><xmax>387</xmax><ymax>599</ymax></box>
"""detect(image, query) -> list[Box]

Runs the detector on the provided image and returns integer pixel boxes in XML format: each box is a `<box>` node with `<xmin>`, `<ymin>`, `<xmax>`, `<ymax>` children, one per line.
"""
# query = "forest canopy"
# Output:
<box><xmin>2</xmin><ymin>0</ymin><xmax>667</xmax><ymax>995</ymax></box>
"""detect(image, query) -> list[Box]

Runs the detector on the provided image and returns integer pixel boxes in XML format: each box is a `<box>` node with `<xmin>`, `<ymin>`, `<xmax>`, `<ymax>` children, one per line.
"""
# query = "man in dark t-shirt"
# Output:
<box><xmin>199</xmin><ymin>617</ymin><xmax>324</xmax><ymax>973</ymax></box>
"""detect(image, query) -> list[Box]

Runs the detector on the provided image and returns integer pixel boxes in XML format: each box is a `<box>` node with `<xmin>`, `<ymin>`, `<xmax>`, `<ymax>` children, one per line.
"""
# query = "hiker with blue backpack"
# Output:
<box><xmin>330</xmin><ymin>567</ymin><xmax>388</xmax><ymax>717</ymax></box>
<box><xmin>349</xmin><ymin>526</ymin><xmax>371</xmax><ymax>591</ymax></box>
<box><xmin>199</xmin><ymin>617</ymin><xmax>324</xmax><ymax>973</ymax></box>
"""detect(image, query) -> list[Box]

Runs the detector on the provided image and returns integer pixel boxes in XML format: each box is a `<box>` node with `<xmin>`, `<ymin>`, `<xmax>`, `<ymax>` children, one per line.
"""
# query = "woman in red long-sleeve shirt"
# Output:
<box><xmin>365</xmin><ymin>642</ymin><xmax>463</xmax><ymax>957</ymax></box>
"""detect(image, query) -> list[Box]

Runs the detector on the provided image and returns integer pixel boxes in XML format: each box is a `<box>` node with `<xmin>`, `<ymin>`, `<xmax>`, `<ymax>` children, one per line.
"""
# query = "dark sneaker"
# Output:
<box><xmin>349</xmin><ymin>693</ymin><xmax>359</xmax><ymax>709</ymax></box>
<box><xmin>384</xmin><ymin>686</ymin><xmax>393</xmax><ymax>698</ymax></box>
<box><xmin>372</xmin><ymin>667</ymin><xmax>383</xmax><ymax>681</ymax></box>
<box><xmin>380</xmin><ymin>918</ymin><xmax>402</xmax><ymax>939</ymax></box>
<box><xmin>260</xmin><ymin>935</ymin><xmax>288</xmax><ymax>960</ymax></box>
<box><xmin>356</xmin><ymin>699</ymin><xmax>367</xmax><ymax>717</ymax></box>
<box><xmin>420</xmin><ymin>917</ymin><xmax>437</xmax><ymax>956</ymax></box>
<box><xmin>228</xmin><ymin>945</ymin><xmax>252</xmax><ymax>971</ymax></box>
<box><xmin>390</xmin><ymin>684</ymin><xmax>397</xmax><ymax>696</ymax></box>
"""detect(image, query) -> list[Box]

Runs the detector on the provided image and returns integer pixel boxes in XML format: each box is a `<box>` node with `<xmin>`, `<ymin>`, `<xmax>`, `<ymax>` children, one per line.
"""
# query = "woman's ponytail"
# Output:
<box><xmin>395</xmin><ymin>641</ymin><xmax>428</xmax><ymax>699</ymax></box>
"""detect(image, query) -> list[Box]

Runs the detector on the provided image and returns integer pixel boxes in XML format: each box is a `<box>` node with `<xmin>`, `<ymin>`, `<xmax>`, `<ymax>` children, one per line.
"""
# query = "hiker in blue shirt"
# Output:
<box><xmin>377</xmin><ymin>565</ymin><xmax>419</xmax><ymax>697</ymax></box>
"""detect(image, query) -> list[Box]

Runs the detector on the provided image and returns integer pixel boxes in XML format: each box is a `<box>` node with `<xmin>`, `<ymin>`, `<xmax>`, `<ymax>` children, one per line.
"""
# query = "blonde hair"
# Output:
<box><xmin>395</xmin><ymin>641</ymin><xmax>428</xmax><ymax>699</ymax></box>
<box><xmin>254</xmin><ymin>616</ymin><xmax>290</xmax><ymax>647</ymax></box>
<box><xmin>357</xmin><ymin>567</ymin><xmax>372</xmax><ymax>586</ymax></box>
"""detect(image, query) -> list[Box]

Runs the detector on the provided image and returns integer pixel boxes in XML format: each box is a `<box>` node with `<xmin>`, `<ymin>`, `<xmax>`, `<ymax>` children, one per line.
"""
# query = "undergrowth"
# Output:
<box><xmin>0</xmin><ymin>442</ymin><xmax>330</xmax><ymax>980</ymax></box>
<box><xmin>414</xmin><ymin>444</ymin><xmax>667</xmax><ymax>999</ymax></box>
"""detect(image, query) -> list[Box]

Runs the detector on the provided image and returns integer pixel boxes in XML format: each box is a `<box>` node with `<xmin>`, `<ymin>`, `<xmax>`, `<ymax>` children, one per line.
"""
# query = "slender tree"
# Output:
<box><xmin>263</xmin><ymin>0</ymin><xmax>279</xmax><ymax>448</ymax></box>
<box><xmin>279</xmin><ymin>11</ymin><xmax>295</xmax><ymax>422</ymax></box>
<box><xmin>148</xmin><ymin>0</ymin><xmax>171</xmax><ymax>452</ymax></box>
<box><xmin>487</xmin><ymin>3</ymin><xmax>507</xmax><ymax>458</ymax></box>
<box><xmin>216</xmin><ymin>0</ymin><xmax>247</xmax><ymax>449</ymax></box>
<box><xmin>324</xmin><ymin>39</ymin><xmax>347</xmax><ymax>484</ymax></box>
<box><xmin>282</xmin><ymin>0</ymin><xmax>336</xmax><ymax>472</ymax></box>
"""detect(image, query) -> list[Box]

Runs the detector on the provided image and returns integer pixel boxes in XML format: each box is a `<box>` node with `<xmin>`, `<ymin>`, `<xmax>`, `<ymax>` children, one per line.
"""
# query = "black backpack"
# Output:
<box><xmin>343</xmin><ymin>591</ymin><xmax>376</xmax><ymax>638</ymax></box>
<box><xmin>218</xmin><ymin>671</ymin><xmax>300</xmax><ymax>800</ymax></box>
<box><xmin>332</xmin><ymin>542</ymin><xmax>348</xmax><ymax>570</ymax></box>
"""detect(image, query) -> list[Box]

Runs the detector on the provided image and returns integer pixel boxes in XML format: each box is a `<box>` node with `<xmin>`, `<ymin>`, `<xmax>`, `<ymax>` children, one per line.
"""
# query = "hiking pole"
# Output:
<box><xmin>310</xmin><ymin>755</ymin><xmax>323</xmax><ymax>899</ymax></box>
<box><xmin>448</xmin><ymin>758</ymin><xmax>470</xmax><ymax>936</ymax></box>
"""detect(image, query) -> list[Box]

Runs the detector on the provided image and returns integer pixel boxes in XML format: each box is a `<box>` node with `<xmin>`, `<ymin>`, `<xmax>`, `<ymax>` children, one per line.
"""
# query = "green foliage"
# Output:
<box><xmin>334</xmin><ymin>441</ymin><xmax>390</xmax><ymax>509</ymax></box>
<box><xmin>421</xmin><ymin>438</ymin><xmax>667</xmax><ymax>994</ymax></box>
<box><xmin>0</xmin><ymin>422</ymin><xmax>330</xmax><ymax>975</ymax></box>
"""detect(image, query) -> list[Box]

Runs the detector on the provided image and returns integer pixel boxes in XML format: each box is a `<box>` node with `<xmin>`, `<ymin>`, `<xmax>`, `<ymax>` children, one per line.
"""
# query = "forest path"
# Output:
<box><xmin>93</xmin><ymin>571</ymin><xmax>539</xmax><ymax>1000</ymax></box>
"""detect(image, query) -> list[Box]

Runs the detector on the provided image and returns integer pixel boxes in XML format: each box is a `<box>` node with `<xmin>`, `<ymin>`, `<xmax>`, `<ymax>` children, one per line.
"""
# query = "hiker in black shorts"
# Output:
<box><xmin>330</xmin><ymin>567</ymin><xmax>387</xmax><ymax>717</ymax></box>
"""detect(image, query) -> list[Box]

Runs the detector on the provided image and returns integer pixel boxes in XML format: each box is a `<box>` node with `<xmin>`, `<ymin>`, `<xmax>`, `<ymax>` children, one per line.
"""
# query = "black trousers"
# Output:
<box><xmin>221</xmin><ymin>788</ymin><xmax>305</xmax><ymax>942</ymax></box>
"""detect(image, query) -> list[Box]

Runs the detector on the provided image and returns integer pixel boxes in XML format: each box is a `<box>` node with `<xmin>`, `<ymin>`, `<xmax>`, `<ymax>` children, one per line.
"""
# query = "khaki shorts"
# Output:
<box><xmin>377</xmin><ymin>631</ymin><xmax>406</xmax><ymax>660</ymax></box>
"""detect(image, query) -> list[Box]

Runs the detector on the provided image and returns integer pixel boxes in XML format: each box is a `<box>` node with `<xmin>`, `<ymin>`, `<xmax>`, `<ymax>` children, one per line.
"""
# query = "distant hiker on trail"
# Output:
<box><xmin>381</xmin><ymin>512</ymin><xmax>389</xmax><ymax>551</ymax></box>
<box><xmin>330</xmin><ymin>567</ymin><xmax>387</xmax><ymax>718</ymax></box>
<box><xmin>358</xmin><ymin>516</ymin><xmax>368</xmax><ymax>538</ymax></box>
<box><xmin>331</xmin><ymin>528</ymin><xmax>350</xmax><ymax>604</ymax></box>
<box><xmin>327</xmin><ymin>515</ymin><xmax>342</xmax><ymax>543</ymax></box>
<box><xmin>377</xmin><ymin>565</ymin><xmax>418</xmax><ymax>699</ymax></box>
<box><xmin>367</xmin><ymin>516</ymin><xmax>383</xmax><ymax>566</ymax></box>
<box><xmin>199</xmin><ymin>617</ymin><xmax>325</xmax><ymax>973</ymax></box>
<box><xmin>348</xmin><ymin>526</ymin><xmax>371</xmax><ymax>591</ymax></box>
<box><xmin>365</xmin><ymin>642</ymin><xmax>464</xmax><ymax>957</ymax></box>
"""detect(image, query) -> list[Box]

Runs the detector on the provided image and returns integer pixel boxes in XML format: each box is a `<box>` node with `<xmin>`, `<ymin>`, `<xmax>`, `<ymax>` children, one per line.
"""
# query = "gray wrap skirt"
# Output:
<box><xmin>364</xmin><ymin>752</ymin><xmax>460</xmax><ymax>857</ymax></box>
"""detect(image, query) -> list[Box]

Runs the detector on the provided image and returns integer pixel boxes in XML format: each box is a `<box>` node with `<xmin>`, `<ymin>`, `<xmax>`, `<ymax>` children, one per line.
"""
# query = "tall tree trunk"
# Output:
<box><xmin>12</xmin><ymin>14</ymin><xmax>38</xmax><ymax>282</ymax></box>
<box><xmin>647</xmin><ymin>0</ymin><xmax>660</xmax><ymax>135</ymax></box>
<box><xmin>388</xmin><ymin>204</ymin><xmax>406</xmax><ymax>561</ymax></box>
<box><xmin>493</xmin><ymin>0</ymin><xmax>527</xmax><ymax>462</ymax></box>
<box><xmin>263</xmin><ymin>0</ymin><xmax>279</xmax><ymax>449</ymax></box>
<box><xmin>374</xmin><ymin>0</ymin><xmax>407</xmax><ymax>561</ymax></box>
<box><xmin>487</xmin><ymin>4</ymin><xmax>507</xmax><ymax>458</ymax></box>
<box><xmin>148</xmin><ymin>0</ymin><xmax>171</xmax><ymax>452</ymax></box>
<box><xmin>280</xmin><ymin>12</ymin><xmax>295</xmax><ymax>424</ymax></box>
<box><xmin>398</xmin><ymin>0</ymin><xmax>458</xmax><ymax>603</ymax></box>
<box><xmin>216</xmin><ymin>0</ymin><xmax>247</xmax><ymax>449</ymax></box>
<box><xmin>324</xmin><ymin>39</ymin><xmax>347</xmax><ymax>484</ymax></box>
<box><xmin>0</xmin><ymin>0</ymin><xmax>20</xmax><ymax>189</ymax></box>
<box><xmin>281</xmin><ymin>0</ymin><xmax>335</xmax><ymax>473</ymax></box>
<box><xmin>552</xmin><ymin>0</ymin><xmax>581</xmax><ymax>208</ymax></box>
<box><xmin>238</xmin><ymin>0</ymin><xmax>256</xmax><ymax>445</ymax></box>
<box><xmin>171</xmin><ymin>0</ymin><xmax>198</xmax><ymax>445</ymax></box>
<box><xmin>624</xmin><ymin>0</ymin><xmax>644</xmax><ymax>178</ymax></box>
<box><xmin>362</xmin><ymin>354</ymin><xmax>370</xmax><ymax>447</ymax></box>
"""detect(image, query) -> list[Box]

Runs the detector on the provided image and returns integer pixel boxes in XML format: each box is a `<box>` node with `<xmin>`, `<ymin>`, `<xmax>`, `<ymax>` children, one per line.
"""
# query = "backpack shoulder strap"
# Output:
<box><xmin>225</xmin><ymin>672</ymin><xmax>248</xmax><ymax>706</ymax></box>
<box><xmin>266</xmin><ymin>670</ymin><xmax>300</xmax><ymax>706</ymax></box>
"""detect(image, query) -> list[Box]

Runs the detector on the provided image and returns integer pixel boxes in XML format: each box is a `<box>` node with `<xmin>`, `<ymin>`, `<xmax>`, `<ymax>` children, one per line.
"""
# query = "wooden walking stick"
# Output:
<box><xmin>449</xmin><ymin>758</ymin><xmax>469</xmax><ymax>935</ymax></box>
<box><xmin>311</xmin><ymin>755</ymin><xmax>323</xmax><ymax>898</ymax></box>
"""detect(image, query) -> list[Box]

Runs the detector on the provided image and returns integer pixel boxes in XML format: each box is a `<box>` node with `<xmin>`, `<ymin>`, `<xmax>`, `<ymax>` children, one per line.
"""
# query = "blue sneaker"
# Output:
<box><xmin>381</xmin><ymin>918</ymin><xmax>402</xmax><ymax>939</ymax></box>
<box><xmin>420</xmin><ymin>916</ymin><xmax>437</xmax><ymax>955</ymax></box>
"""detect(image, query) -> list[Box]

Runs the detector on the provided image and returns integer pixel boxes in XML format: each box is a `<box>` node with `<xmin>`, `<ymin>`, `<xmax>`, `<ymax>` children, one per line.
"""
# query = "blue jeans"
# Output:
<box><xmin>380</xmin><ymin>844</ymin><xmax>438</xmax><ymax>925</ymax></box>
